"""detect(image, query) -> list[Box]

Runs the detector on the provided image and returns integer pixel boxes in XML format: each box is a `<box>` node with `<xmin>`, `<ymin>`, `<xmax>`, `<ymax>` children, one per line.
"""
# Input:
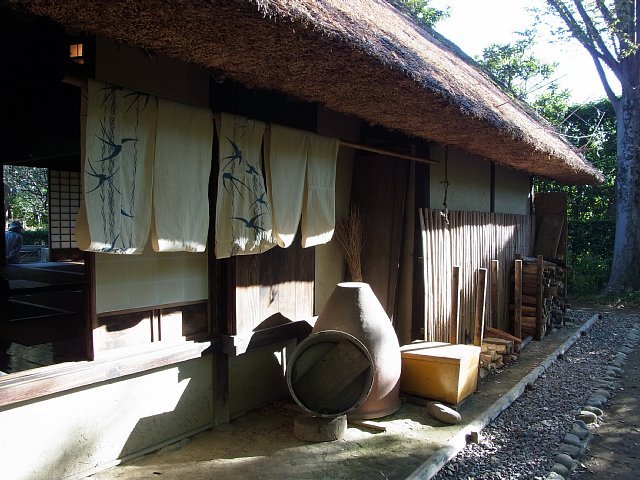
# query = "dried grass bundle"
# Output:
<box><xmin>336</xmin><ymin>205</ymin><xmax>364</xmax><ymax>282</ymax></box>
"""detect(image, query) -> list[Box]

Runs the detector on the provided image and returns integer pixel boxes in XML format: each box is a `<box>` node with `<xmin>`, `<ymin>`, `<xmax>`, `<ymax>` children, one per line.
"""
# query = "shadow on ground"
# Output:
<box><xmin>88</xmin><ymin>314</ymin><xmax>596</xmax><ymax>480</ymax></box>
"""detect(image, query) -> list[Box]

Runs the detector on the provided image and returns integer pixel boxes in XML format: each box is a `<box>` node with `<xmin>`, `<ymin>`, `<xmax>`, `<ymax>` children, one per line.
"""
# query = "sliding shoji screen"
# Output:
<box><xmin>49</xmin><ymin>170</ymin><xmax>81</xmax><ymax>250</ymax></box>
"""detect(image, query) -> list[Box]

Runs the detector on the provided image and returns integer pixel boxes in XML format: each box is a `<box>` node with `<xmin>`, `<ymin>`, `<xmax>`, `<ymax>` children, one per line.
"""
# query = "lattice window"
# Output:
<box><xmin>49</xmin><ymin>170</ymin><xmax>81</xmax><ymax>249</ymax></box>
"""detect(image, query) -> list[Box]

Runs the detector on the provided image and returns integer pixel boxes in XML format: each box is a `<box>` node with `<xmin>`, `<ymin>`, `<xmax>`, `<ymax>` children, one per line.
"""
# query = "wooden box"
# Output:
<box><xmin>400</xmin><ymin>341</ymin><xmax>481</xmax><ymax>404</ymax></box>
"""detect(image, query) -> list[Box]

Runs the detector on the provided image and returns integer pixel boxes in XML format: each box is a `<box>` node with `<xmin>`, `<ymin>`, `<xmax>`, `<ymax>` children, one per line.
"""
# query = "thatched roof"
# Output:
<box><xmin>11</xmin><ymin>0</ymin><xmax>603</xmax><ymax>184</ymax></box>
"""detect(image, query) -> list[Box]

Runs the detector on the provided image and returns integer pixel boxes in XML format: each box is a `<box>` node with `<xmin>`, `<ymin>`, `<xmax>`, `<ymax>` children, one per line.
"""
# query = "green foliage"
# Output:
<box><xmin>4</xmin><ymin>165</ymin><xmax>49</xmax><ymax>228</ymax></box>
<box><xmin>533</xmin><ymin>88</ymin><xmax>571</xmax><ymax>125</ymax></box>
<box><xmin>566</xmin><ymin>219</ymin><xmax>615</xmax><ymax>294</ymax></box>
<box><xmin>536</xmin><ymin>99</ymin><xmax>617</xmax><ymax>220</ymax></box>
<box><xmin>536</xmin><ymin>100</ymin><xmax>617</xmax><ymax>295</ymax></box>
<box><xmin>396</xmin><ymin>0</ymin><xmax>449</xmax><ymax>27</ymax></box>
<box><xmin>22</xmin><ymin>229</ymin><xmax>49</xmax><ymax>246</ymax></box>
<box><xmin>542</xmin><ymin>0</ymin><xmax>639</xmax><ymax>294</ymax></box>
<box><xmin>475</xmin><ymin>29</ymin><xmax>571</xmax><ymax>119</ymax></box>
<box><xmin>476</xmin><ymin>30</ymin><xmax>618</xmax><ymax>297</ymax></box>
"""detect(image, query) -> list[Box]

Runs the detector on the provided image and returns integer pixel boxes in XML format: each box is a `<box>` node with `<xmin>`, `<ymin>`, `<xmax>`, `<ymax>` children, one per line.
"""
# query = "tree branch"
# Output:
<box><xmin>572</xmin><ymin>0</ymin><xmax>621</xmax><ymax>72</ymax></box>
<box><xmin>591</xmin><ymin>55</ymin><xmax>621</xmax><ymax>112</ymax></box>
<box><xmin>614</xmin><ymin>0</ymin><xmax>636</xmax><ymax>39</ymax></box>
<box><xmin>595</xmin><ymin>0</ymin><xmax>621</xmax><ymax>55</ymax></box>
<box><xmin>595</xmin><ymin>0</ymin><xmax>616</xmax><ymax>26</ymax></box>
<box><xmin>547</xmin><ymin>1</ymin><xmax>603</xmax><ymax>57</ymax></box>
<box><xmin>547</xmin><ymin>0</ymin><xmax>622</xmax><ymax>78</ymax></box>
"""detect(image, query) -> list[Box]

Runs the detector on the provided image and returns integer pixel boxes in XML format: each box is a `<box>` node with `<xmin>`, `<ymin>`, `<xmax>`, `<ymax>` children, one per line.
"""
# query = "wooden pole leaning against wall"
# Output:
<box><xmin>536</xmin><ymin>255</ymin><xmax>544</xmax><ymax>340</ymax></box>
<box><xmin>513</xmin><ymin>259</ymin><xmax>523</xmax><ymax>339</ymax></box>
<box><xmin>450</xmin><ymin>265</ymin><xmax>461</xmax><ymax>344</ymax></box>
<box><xmin>490</xmin><ymin>259</ymin><xmax>499</xmax><ymax>329</ymax></box>
<box><xmin>473</xmin><ymin>268</ymin><xmax>488</xmax><ymax>347</ymax></box>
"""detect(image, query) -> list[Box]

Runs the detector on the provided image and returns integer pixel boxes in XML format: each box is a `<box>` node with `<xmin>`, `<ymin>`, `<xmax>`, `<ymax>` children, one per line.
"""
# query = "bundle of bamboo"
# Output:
<box><xmin>419</xmin><ymin>209</ymin><xmax>534</xmax><ymax>343</ymax></box>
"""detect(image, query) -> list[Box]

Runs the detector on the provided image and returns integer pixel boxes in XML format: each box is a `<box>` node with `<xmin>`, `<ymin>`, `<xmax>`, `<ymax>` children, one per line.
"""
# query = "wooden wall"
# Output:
<box><xmin>419</xmin><ymin>209</ymin><xmax>534</xmax><ymax>343</ymax></box>
<box><xmin>94</xmin><ymin>301</ymin><xmax>209</xmax><ymax>353</ymax></box>
<box><xmin>229</xmin><ymin>241</ymin><xmax>315</xmax><ymax>336</ymax></box>
<box><xmin>351</xmin><ymin>154</ymin><xmax>409</xmax><ymax>321</ymax></box>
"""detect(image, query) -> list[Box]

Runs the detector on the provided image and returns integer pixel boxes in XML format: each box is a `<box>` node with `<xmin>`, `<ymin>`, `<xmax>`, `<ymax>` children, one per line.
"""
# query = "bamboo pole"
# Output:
<box><xmin>437</xmin><ymin>212</ymin><xmax>443</xmax><ymax>341</ymax></box>
<box><xmin>450</xmin><ymin>265</ymin><xmax>461</xmax><ymax>344</ymax></box>
<box><xmin>514</xmin><ymin>259</ymin><xmax>523</xmax><ymax>339</ymax></box>
<box><xmin>419</xmin><ymin>210</ymin><xmax>428</xmax><ymax>340</ymax></box>
<box><xmin>212</xmin><ymin>114</ymin><xmax>439</xmax><ymax>165</ymax></box>
<box><xmin>536</xmin><ymin>255</ymin><xmax>544</xmax><ymax>340</ymax></box>
<box><xmin>473</xmin><ymin>268</ymin><xmax>488</xmax><ymax>347</ymax></box>
<box><xmin>339</xmin><ymin>140</ymin><xmax>438</xmax><ymax>165</ymax></box>
<box><xmin>490</xmin><ymin>259</ymin><xmax>499</xmax><ymax>329</ymax></box>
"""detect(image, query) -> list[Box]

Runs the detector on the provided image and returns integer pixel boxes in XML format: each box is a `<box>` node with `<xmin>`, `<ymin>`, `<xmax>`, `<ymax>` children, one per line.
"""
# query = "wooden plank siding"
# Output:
<box><xmin>229</xmin><ymin>238</ymin><xmax>315</xmax><ymax>336</ymax></box>
<box><xmin>419</xmin><ymin>209</ymin><xmax>534</xmax><ymax>343</ymax></box>
<box><xmin>94</xmin><ymin>301</ymin><xmax>209</xmax><ymax>353</ymax></box>
<box><xmin>350</xmin><ymin>155</ymin><xmax>409</xmax><ymax>322</ymax></box>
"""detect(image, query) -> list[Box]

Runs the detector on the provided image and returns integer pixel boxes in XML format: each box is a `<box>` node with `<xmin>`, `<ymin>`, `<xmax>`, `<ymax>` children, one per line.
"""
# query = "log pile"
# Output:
<box><xmin>514</xmin><ymin>255</ymin><xmax>567</xmax><ymax>340</ymax></box>
<box><xmin>479</xmin><ymin>333</ymin><xmax>519</xmax><ymax>376</ymax></box>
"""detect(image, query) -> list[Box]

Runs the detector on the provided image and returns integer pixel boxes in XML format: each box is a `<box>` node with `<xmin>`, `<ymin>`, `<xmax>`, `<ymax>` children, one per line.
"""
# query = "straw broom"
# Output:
<box><xmin>336</xmin><ymin>205</ymin><xmax>364</xmax><ymax>282</ymax></box>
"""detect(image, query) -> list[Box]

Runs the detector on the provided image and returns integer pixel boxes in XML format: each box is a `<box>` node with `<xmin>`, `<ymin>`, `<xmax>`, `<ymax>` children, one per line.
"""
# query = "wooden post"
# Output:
<box><xmin>490</xmin><ymin>259</ymin><xmax>499</xmax><ymax>329</ymax></box>
<box><xmin>473</xmin><ymin>268</ymin><xmax>488</xmax><ymax>347</ymax></box>
<box><xmin>450</xmin><ymin>265</ymin><xmax>461</xmax><ymax>344</ymax></box>
<box><xmin>536</xmin><ymin>255</ymin><xmax>544</xmax><ymax>340</ymax></box>
<box><xmin>0</xmin><ymin>162</ymin><xmax>5</xmax><ymax>267</ymax></box>
<box><xmin>514</xmin><ymin>259</ymin><xmax>522</xmax><ymax>339</ymax></box>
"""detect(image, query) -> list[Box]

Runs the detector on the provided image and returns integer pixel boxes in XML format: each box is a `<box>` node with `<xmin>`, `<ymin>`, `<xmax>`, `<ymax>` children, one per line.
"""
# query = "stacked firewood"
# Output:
<box><xmin>479</xmin><ymin>328</ymin><xmax>522</xmax><ymax>377</ymax></box>
<box><xmin>517</xmin><ymin>256</ymin><xmax>567</xmax><ymax>340</ymax></box>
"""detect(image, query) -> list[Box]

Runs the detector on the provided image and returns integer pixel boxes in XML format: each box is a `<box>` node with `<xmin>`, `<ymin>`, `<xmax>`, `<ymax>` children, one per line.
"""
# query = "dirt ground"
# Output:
<box><xmin>85</xmin><ymin>317</ymin><xmax>593</xmax><ymax>480</ymax></box>
<box><xmin>573</xmin><ymin>315</ymin><xmax>640</xmax><ymax>480</ymax></box>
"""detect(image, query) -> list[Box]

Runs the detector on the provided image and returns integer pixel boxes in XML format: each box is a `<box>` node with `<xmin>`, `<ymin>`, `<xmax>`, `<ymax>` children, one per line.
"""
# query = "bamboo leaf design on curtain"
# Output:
<box><xmin>222</xmin><ymin>133</ymin><xmax>271</xmax><ymax>256</ymax></box>
<box><xmin>85</xmin><ymin>84</ymin><xmax>151</xmax><ymax>252</ymax></box>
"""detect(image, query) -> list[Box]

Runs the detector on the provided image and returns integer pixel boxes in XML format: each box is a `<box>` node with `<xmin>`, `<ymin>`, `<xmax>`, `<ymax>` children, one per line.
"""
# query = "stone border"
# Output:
<box><xmin>406</xmin><ymin>313</ymin><xmax>600</xmax><ymax>480</ymax></box>
<box><xmin>545</xmin><ymin>320</ymin><xmax>640</xmax><ymax>480</ymax></box>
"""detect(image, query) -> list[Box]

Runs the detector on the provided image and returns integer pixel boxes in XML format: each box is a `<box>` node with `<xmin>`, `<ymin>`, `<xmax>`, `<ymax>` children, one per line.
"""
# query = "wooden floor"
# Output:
<box><xmin>1</xmin><ymin>262</ymin><xmax>87</xmax><ymax>374</ymax></box>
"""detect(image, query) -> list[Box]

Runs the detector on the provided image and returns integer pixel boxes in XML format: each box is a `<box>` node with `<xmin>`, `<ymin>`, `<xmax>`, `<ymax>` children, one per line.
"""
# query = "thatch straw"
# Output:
<box><xmin>336</xmin><ymin>206</ymin><xmax>364</xmax><ymax>282</ymax></box>
<box><xmin>11</xmin><ymin>0</ymin><xmax>603</xmax><ymax>185</ymax></box>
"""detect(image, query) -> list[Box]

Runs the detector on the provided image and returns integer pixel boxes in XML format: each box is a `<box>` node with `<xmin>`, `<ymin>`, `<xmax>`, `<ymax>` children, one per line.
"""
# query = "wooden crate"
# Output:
<box><xmin>400</xmin><ymin>341</ymin><xmax>481</xmax><ymax>404</ymax></box>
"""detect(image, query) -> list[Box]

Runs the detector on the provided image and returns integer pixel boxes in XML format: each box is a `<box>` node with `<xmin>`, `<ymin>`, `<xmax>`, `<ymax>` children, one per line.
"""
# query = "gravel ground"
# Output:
<box><xmin>433</xmin><ymin>309</ymin><xmax>640</xmax><ymax>480</ymax></box>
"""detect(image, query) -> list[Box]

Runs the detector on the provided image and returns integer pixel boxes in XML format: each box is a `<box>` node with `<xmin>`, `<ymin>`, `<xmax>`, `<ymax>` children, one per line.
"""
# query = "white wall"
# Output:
<box><xmin>95</xmin><ymin>246</ymin><xmax>208</xmax><ymax>313</ymax></box>
<box><xmin>429</xmin><ymin>145</ymin><xmax>531</xmax><ymax>214</ymax></box>
<box><xmin>0</xmin><ymin>357</ymin><xmax>214</xmax><ymax>480</ymax></box>
<box><xmin>228</xmin><ymin>340</ymin><xmax>294</xmax><ymax>418</ymax></box>
<box><xmin>495</xmin><ymin>165</ymin><xmax>531</xmax><ymax>215</ymax></box>
<box><xmin>429</xmin><ymin>145</ymin><xmax>491</xmax><ymax>212</ymax></box>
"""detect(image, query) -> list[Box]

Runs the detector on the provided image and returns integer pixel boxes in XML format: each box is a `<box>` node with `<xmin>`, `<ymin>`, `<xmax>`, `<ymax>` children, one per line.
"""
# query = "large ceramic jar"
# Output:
<box><xmin>313</xmin><ymin>282</ymin><xmax>401</xmax><ymax>419</ymax></box>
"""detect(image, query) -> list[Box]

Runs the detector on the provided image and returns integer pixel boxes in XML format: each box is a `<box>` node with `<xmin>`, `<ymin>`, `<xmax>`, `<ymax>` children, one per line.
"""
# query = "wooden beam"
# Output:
<box><xmin>339</xmin><ymin>141</ymin><xmax>438</xmax><ymax>165</ymax></box>
<box><xmin>484</xmin><ymin>326</ymin><xmax>521</xmax><ymax>343</ymax></box>
<box><xmin>212</xmin><ymin>112</ymin><xmax>438</xmax><ymax>165</ymax></box>
<box><xmin>213</xmin><ymin>350</ymin><xmax>230</xmax><ymax>425</ymax></box>
<box><xmin>0</xmin><ymin>341</ymin><xmax>215</xmax><ymax>408</ymax></box>
<box><xmin>0</xmin><ymin>162</ymin><xmax>5</xmax><ymax>267</ymax></box>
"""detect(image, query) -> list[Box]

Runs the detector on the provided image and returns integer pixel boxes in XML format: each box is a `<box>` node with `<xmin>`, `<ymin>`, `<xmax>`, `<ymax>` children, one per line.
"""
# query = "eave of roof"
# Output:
<box><xmin>11</xmin><ymin>0</ymin><xmax>604</xmax><ymax>184</ymax></box>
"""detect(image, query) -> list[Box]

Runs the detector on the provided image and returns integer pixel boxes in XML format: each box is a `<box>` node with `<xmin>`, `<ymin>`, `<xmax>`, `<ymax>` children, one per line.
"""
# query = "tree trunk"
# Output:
<box><xmin>606</xmin><ymin>79</ymin><xmax>640</xmax><ymax>292</ymax></box>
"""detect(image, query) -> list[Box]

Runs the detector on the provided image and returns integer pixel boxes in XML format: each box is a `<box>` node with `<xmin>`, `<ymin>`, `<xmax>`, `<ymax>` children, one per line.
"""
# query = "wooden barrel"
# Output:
<box><xmin>287</xmin><ymin>330</ymin><xmax>374</xmax><ymax>417</ymax></box>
